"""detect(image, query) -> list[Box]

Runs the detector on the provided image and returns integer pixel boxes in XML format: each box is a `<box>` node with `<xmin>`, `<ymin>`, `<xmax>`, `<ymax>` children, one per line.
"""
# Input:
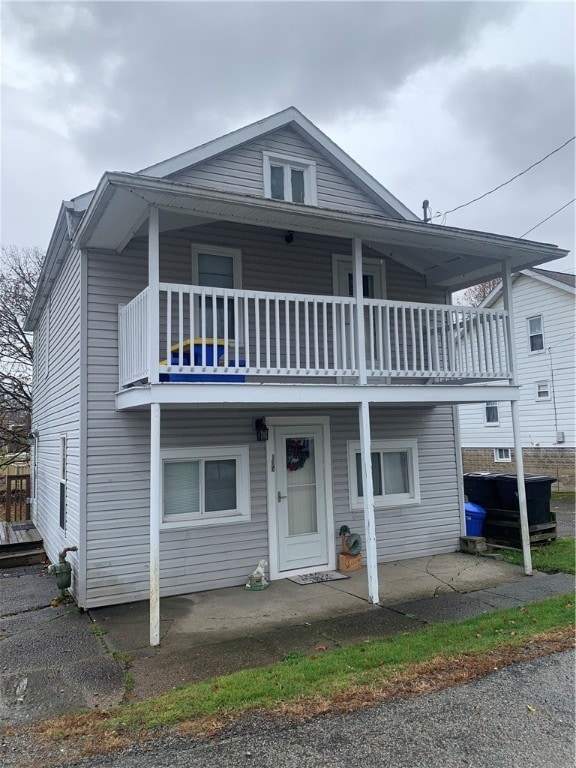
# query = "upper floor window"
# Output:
<box><xmin>527</xmin><ymin>315</ymin><xmax>544</xmax><ymax>352</ymax></box>
<box><xmin>485</xmin><ymin>401</ymin><xmax>499</xmax><ymax>425</ymax></box>
<box><xmin>263</xmin><ymin>152</ymin><xmax>317</xmax><ymax>205</ymax></box>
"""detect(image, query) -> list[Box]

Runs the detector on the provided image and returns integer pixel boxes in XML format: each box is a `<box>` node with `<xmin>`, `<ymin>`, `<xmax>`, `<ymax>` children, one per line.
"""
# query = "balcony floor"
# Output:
<box><xmin>116</xmin><ymin>381</ymin><xmax>519</xmax><ymax>410</ymax></box>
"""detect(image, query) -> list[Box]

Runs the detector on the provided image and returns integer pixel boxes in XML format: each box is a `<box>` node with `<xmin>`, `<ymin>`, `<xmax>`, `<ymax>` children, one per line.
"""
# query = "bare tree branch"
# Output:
<box><xmin>0</xmin><ymin>245</ymin><xmax>44</xmax><ymax>460</ymax></box>
<box><xmin>459</xmin><ymin>279</ymin><xmax>501</xmax><ymax>307</ymax></box>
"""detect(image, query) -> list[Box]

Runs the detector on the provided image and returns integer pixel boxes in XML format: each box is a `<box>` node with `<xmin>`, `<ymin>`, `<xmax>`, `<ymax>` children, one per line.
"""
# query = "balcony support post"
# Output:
<box><xmin>502</xmin><ymin>260</ymin><xmax>532</xmax><ymax>576</ymax></box>
<box><xmin>353</xmin><ymin>237</ymin><xmax>367</xmax><ymax>385</ymax></box>
<box><xmin>150</xmin><ymin>402</ymin><xmax>161</xmax><ymax>645</ymax></box>
<box><xmin>358</xmin><ymin>400</ymin><xmax>379</xmax><ymax>604</ymax></box>
<box><xmin>148</xmin><ymin>207</ymin><xmax>160</xmax><ymax>385</ymax></box>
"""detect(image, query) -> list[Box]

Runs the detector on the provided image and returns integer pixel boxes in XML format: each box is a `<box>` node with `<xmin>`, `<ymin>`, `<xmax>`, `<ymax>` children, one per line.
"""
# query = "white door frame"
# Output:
<box><xmin>331</xmin><ymin>253</ymin><xmax>387</xmax><ymax>299</ymax></box>
<box><xmin>266</xmin><ymin>415</ymin><xmax>335</xmax><ymax>581</ymax></box>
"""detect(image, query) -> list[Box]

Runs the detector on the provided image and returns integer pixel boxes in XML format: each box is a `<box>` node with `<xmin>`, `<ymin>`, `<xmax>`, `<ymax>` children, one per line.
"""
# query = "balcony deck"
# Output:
<box><xmin>118</xmin><ymin>284</ymin><xmax>513</xmax><ymax>406</ymax></box>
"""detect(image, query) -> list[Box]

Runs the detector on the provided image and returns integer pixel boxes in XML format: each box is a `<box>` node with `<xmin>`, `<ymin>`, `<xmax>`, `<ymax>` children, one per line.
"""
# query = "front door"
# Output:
<box><xmin>273</xmin><ymin>423</ymin><xmax>331</xmax><ymax>575</ymax></box>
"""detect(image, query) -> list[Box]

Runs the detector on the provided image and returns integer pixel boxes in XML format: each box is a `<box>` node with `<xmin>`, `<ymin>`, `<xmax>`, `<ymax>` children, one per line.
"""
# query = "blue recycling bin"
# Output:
<box><xmin>465</xmin><ymin>501</ymin><xmax>486</xmax><ymax>537</ymax></box>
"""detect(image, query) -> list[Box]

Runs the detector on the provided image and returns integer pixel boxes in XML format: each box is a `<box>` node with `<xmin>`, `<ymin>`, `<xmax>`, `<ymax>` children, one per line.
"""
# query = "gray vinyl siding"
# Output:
<box><xmin>84</xmin><ymin>405</ymin><xmax>460</xmax><ymax>608</ymax></box>
<box><xmin>459</xmin><ymin>276</ymin><xmax>575</xmax><ymax>449</ymax></box>
<box><xmin>83</xmin><ymin>224</ymin><xmax>455</xmax><ymax>607</ymax></box>
<box><xmin>168</xmin><ymin>126</ymin><xmax>398</xmax><ymax>218</ymax></box>
<box><xmin>31</xmin><ymin>248</ymin><xmax>82</xmax><ymax>576</ymax></box>
<box><xmin>156</xmin><ymin>221</ymin><xmax>443</xmax><ymax>304</ymax></box>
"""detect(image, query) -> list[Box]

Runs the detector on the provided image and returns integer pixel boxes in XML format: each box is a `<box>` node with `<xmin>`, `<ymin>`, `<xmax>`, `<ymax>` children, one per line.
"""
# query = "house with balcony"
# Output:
<box><xmin>459</xmin><ymin>268</ymin><xmax>575</xmax><ymax>490</ymax></box>
<box><xmin>26</xmin><ymin>107</ymin><xmax>568</xmax><ymax>644</ymax></box>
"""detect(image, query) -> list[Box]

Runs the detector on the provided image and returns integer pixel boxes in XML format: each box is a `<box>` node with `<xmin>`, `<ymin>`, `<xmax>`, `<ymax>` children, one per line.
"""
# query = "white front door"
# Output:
<box><xmin>272</xmin><ymin>422</ymin><xmax>332</xmax><ymax>576</ymax></box>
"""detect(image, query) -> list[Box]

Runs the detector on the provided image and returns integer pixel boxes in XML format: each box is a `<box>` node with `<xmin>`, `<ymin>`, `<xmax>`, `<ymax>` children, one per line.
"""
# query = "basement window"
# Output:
<box><xmin>263</xmin><ymin>152</ymin><xmax>317</xmax><ymax>205</ymax></box>
<box><xmin>161</xmin><ymin>446</ymin><xmax>250</xmax><ymax>528</ymax></box>
<box><xmin>494</xmin><ymin>448</ymin><xmax>511</xmax><ymax>463</ymax></box>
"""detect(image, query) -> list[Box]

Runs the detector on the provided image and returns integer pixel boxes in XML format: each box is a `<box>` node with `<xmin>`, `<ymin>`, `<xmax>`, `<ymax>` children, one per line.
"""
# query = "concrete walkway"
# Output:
<box><xmin>1</xmin><ymin>554</ymin><xmax>573</xmax><ymax>723</ymax></box>
<box><xmin>89</xmin><ymin>553</ymin><xmax>575</xmax><ymax>701</ymax></box>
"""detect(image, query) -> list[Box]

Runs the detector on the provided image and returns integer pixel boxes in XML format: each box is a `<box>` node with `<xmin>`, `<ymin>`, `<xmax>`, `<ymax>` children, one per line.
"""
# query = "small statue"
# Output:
<box><xmin>246</xmin><ymin>559</ymin><xmax>269</xmax><ymax>590</ymax></box>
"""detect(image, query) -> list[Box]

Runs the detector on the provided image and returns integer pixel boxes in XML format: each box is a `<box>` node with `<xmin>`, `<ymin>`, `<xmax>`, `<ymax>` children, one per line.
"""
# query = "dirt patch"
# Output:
<box><xmin>2</xmin><ymin>627</ymin><xmax>574</xmax><ymax>768</ymax></box>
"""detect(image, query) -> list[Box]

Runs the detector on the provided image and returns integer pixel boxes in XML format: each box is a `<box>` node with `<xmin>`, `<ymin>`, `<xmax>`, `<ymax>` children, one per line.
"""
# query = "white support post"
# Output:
<box><xmin>353</xmin><ymin>238</ymin><xmax>367</xmax><ymax>385</ymax></box>
<box><xmin>148</xmin><ymin>207</ymin><xmax>160</xmax><ymax>385</ymax></box>
<box><xmin>358</xmin><ymin>400</ymin><xmax>379</xmax><ymax>604</ymax></box>
<box><xmin>150</xmin><ymin>402</ymin><xmax>161</xmax><ymax>646</ymax></box>
<box><xmin>502</xmin><ymin>261</ymin><xmax>532</xmax><ymax>576</ymax></box>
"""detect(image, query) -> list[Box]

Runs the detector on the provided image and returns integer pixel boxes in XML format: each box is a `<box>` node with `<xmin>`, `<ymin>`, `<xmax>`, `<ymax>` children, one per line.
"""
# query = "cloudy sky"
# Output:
<box><xmin>1</xmin><ymin>1</ymin><xmax>574</xmax><ymax>272</ymax></box>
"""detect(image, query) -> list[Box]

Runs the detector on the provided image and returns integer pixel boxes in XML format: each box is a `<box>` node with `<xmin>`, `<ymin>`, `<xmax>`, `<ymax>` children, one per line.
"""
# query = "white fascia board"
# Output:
<box><xmin>116</xmin><ymin>383</ymin><xmax>520</xmax><ymax>410</ymax></box>
<box><xmin>25</xmin><ymin>204</ymin><xmax>71</xmax><ymax>331</ymax></box>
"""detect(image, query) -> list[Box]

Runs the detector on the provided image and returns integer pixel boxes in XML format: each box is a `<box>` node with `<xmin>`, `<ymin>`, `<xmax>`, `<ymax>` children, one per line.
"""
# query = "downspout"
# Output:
<box><xmin>502</xmin><ymin>261</ymin><xmax>532</xmax><ymax>576</ymax></box>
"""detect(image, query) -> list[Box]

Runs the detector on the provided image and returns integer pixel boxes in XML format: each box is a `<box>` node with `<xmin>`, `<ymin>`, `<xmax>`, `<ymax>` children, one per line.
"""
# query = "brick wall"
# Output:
<box><xmin>462</xmin><ymin>447</ymin><xmax>575</xmax><ymax>492</ymax></box>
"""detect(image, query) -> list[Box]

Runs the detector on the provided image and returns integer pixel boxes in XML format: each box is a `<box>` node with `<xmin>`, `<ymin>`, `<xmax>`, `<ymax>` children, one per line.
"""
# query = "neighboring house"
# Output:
<box><xmin>25</xmin><ymin>107</ymin><xmax>568</xmax><ymax>643</ymax></box>
<box><xmin>459</xmin><ymin>268</ymin><xmax>575</xmax><ymax>491</ymax></box>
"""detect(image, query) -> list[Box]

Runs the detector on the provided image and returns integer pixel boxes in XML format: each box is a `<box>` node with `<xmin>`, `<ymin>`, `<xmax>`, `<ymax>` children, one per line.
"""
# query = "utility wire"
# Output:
<box><xmin>432</xmin><ymin>136</ymin><xmax>575</xmax><ymax>220</ymax></box>
<box><xmin>519</xmin><ymin>198</ymin><xmax>575</xmax><ymax>238</ymax></box>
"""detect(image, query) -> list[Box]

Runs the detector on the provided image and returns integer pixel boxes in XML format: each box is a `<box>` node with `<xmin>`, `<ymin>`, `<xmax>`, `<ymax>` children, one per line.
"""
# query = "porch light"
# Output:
<box><xmin>255</xmin><ymin>419</ymin><xmax>269</xmax><ymax>442</ymax></box>
<box><xmin>284</xmin><ymin>231</ymin><xmax>294</xmax><ymax>244</ymax></box>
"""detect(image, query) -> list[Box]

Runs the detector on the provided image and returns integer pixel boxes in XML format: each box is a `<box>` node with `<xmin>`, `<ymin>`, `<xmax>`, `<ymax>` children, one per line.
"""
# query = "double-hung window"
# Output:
<box><xmin>347</xmin><ymin>439</ymin><xmax>420</xmax><ymax>510</ymax></box>
<box><xmin>527</xmin><ymin>315</ymin><xmax>544</xmax><ymax>352</ymax></box>
<box><xmin>485</xmin><ymin>402</ymin><xmax>499</xmax><ymax>425</ymax></box>
<box><xmin>161</xmin><ymin>446</ymin><xmax>250</xmax><ymax>528</ymax></box>
<box><xmin>263</xmin><ymin>152</ymin><xmax>317</xmax><ymax>205</ymax></box>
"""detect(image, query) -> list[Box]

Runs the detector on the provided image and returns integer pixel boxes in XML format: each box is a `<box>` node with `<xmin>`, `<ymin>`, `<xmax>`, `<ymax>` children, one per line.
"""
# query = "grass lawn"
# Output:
<box><xmin>500</xmin><ymin>538</ymin><xmax>575</xmax><ymax>575</ymax></box>
<box><xmin>41</xmin><ymin>593</ymin><xmax>574</xmax><ymax>740</ymax></box>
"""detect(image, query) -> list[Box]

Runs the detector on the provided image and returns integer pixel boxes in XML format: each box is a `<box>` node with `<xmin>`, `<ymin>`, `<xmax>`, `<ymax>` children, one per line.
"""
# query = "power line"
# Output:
<box><xmin>432</xmin><ymin>136</ymin><xmax>575</xmax><ymax>220</ymax></box>
<box><xmin>519</xmin><ymin>198</ymin><xmax>575</xmax><ymax>238</ymax></box>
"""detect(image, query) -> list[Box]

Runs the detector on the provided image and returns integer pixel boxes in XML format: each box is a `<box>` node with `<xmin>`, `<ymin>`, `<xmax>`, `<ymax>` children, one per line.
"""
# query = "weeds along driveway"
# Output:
<box><xmin>0</xmin><ymin>565</ymin><xmax>125</xmax><ymax>726</ymax></box>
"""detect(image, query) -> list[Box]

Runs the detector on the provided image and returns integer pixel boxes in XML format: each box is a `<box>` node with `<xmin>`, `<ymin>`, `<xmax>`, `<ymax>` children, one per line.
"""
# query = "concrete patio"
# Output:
<box><xmin>88</xmin><ymin>552</ymin><xmax>574</xmax><ymax>700</ymax></box>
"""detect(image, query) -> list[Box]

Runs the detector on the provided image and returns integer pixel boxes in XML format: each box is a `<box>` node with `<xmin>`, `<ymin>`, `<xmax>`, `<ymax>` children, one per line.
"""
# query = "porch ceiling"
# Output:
<box><xmin>73</xmin><ymin>172</ymin><xmax>568</xmax><ymax>291</ymax></box>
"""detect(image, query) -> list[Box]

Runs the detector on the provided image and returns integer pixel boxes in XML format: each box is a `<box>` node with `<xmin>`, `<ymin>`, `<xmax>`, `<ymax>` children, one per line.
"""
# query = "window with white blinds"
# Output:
<box><xmin>161</xmin><ymin>446</ymin><xmax>250</xmax><ymax>527</ymax></box>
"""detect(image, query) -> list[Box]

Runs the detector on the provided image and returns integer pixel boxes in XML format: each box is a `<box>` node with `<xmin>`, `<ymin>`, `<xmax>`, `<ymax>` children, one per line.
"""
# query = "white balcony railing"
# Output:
<box><xmin>118</xmin><ymin>283</ymin><xmax>512</xmax><ymax>388</ymax></box>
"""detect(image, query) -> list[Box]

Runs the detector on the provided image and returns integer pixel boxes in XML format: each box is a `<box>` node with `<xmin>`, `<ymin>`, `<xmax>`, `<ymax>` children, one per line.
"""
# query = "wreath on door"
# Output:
<box><xmin>286</xmin><ymin>439</ymin><xmax>310</xmax><ymax>471</ymax></box>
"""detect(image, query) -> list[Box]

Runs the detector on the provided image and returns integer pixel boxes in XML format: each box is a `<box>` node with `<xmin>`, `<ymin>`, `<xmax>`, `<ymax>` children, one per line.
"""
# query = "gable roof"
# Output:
<box><xmin>482</xmin><ymin>266</ymin><xmax>576</xmax><ymax>307</ymax></box>
<box><xmin>70</xmin><ymin>106</ymin><xmax>419</xmax><ymax>221</ymax></box>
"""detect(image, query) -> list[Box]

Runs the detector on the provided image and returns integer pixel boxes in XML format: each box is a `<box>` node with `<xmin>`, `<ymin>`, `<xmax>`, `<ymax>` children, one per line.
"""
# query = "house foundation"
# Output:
<box><xmin>462</xmin><ymin>447</ymin><xmax>575</xmax><ymax>492</ymax></box>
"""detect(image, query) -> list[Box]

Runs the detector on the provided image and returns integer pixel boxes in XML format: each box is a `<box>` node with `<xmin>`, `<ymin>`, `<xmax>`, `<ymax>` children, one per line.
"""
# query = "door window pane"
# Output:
<box><xmin>205</xmin><ymin>459</ymin><xmax>236</xmax><ymax>512</ymax></box>
<box><xmin>382</xmin><ymin>451</ymin><xmax>410</xmax><ymax>495</ymax></box>
<box><xmin>286</xmin><ymin>438</ymin><xmax>318</xmax><ymax>535</ymax></box>
<box><xmin>270</xmin><ymin>165</ymin><xmax>285</xmax><ymax>200</ymax></box>
<box><xmin>347</xmin><ymin>272</ymin><xmax>376</xmax><ymax>298</ymax></box>
<box><xmin>198</xmin><ymin>254</ymin><xmax>234</xmax><ymax>289</ymax></box>
<box><xmin>164</xmin><ymin>461</ymin><xmax>200</xmax><ymax>516</ymax></box>
<box><xmin>197</xmin><ymin>253</ymin><xmax>235</xmax><ymax>338</ymax></box>
<box><xmin>291</xmin><ymin>168</ymin><xmax>305</xmax><ymax>203</ymax></box>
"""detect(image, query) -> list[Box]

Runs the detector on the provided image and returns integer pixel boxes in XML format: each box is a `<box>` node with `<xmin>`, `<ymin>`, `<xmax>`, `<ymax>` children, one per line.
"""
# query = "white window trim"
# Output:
<box><xmin>535</xmin><ymin>380</ymin><xmax>551</xmax><ymax>401</ymax></box>
<box><xmin>526</xmin><ymin>314</ymin><xmax>545</xmax><ymax>354</ymax></box>
<box><xmin>59</xmin><ymin>433</ymin><xmax>67</xmax><ymax>530</ymax></box>
<box><xmin>262</xmin><ymin>151</ymin><xmax>318</xmax><ymax>205</ymax></box>
<box><xmin>347</xmin><ymin>439</ymin><xmax>421</xmax><ymax>510</ymax></box>
<box><xmin>161</xmin><ymin>445</ymin><xmax>250</xmax><ymax>529</ymax></box>
<box><xmin>191</xmin><ymin>244</ymin><xmax>243</xmax><ymax>289</ymax></box>
<box><xmin>494</xmin><ymin>448</ymin><xmax>511</xmax><ymax>463</ymax></box>
<box><xmin>484</xmin><ymin>401</ymin><xmax>499</xmax><ymax>426</ymax></box>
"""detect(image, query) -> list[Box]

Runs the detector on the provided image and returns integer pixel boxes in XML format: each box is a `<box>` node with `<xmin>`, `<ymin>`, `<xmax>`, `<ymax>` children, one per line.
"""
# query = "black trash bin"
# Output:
<box><xmin>494</xmin><ymin>474</ymin><xmax>556</xmax><ymax>524</ymax></box>
<box><xmin>463</xmin><ymin>472</ymin><xmax>501</xmax><ymax>510</ymax></box>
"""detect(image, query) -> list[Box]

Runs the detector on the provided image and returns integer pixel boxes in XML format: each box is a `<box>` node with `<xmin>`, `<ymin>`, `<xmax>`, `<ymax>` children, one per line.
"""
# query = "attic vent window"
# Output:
<box><xmin>263</xmin><ymin>152</ymin><xmax>317</xmax><ymax>205</ymax></box>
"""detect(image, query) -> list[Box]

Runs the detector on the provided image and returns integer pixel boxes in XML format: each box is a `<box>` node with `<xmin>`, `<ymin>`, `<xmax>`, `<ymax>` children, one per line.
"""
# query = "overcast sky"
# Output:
<box><xmin>1</xmin><ymin>1</ymin><xmax>574</xmax><ymax>273</ymax></box>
